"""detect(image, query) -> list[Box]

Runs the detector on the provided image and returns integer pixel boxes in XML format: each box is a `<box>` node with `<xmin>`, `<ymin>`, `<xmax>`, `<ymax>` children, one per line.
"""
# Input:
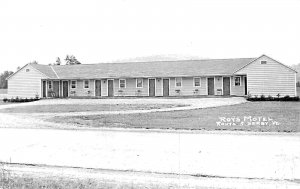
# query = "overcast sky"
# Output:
<box><xmin>0</xmin><ymin>0</ymin><xmax>299</xmax><ymax>73</ymax></box>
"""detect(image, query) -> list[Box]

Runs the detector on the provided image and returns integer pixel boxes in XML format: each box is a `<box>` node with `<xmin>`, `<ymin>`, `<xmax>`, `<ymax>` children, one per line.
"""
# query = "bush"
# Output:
<box><xmin>246</xmin><ymin>95</ymin><xmax>299</xmax><ymax>101</ymax></box>
<box><xmin>3</xmin><ymin>97</ymin><xmax>40</xmax><ymax>103</ymax></box>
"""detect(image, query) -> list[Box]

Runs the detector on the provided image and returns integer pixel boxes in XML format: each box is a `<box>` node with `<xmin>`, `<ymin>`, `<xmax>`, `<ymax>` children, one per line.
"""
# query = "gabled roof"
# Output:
<box><xmin>30</xmin><ymin>63</ymin><xmax>59</xmax><ymax>78</ymax></box>
<box><xmin>40</xmin><ymin>57</ymin><xmax>255</xmax><ymax>79</ymax></box>
<box><xmin>8</xmin><ymin>57</ymin><xmax>259</xmax><ymax>80</ymax></box>
<box><xmin>234</xmin><ymin>54</ymin><xmax>297</xmax><ymax>74</ymax></box>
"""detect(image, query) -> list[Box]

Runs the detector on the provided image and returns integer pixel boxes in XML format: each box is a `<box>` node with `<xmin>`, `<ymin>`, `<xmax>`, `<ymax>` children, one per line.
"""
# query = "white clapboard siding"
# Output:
<box><xmin>235</xmin><ymin>56</ymin><xmax>296</xmax><ymax>97</ymax></box>
<box><xmin>8</xmin><ymin>64</ymin><xmax>48</xmax><ymax>98</ymax></box>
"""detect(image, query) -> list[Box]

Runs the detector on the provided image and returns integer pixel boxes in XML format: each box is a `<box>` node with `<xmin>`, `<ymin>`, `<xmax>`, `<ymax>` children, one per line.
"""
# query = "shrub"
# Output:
<box><xmin>266</xmin><ymin>95</ymin><xmax>273</xmax><ymax>101</ymax></box>
<box><xmin>3</xmin><ymin>97</ymin><xmax>8</xmax><ymax>103</ymax></box>
<box><xmin>246</xmin><ymin>95</ymin><xmax>299</xmax><ymax>101</ymax></box>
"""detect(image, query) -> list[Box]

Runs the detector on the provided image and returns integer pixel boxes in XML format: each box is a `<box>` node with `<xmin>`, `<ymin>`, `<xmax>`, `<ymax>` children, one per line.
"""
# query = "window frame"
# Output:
<box><xmin>71</xmin><ymin>80</ymin><xmax>77</xmax><ymax>89</ymax></box>
<box><xmin>193</xmin><ymin>77</ymin><xmax>201</xmax><ymax>87</ymax></box>
<box><xmin>175</xmin><ymin>77</ymin><xmax>182</xmax><ymax>87</ymax></box>
<box><xmin>234</xmin><ymin>76</ymin><xmax>241</xmax><ymax>86</ymax></box>
<box><xmin>119</xmin><ymin>79</ymin><xmax>126</xmax><ymax>88</ymax></box>
<box><xmin>260</xmin><ymin>60</ymin><xmax>267</xmax><ymax>64</ymax></box>
<box><xmin>47</xmin><ymin>81</ymin><xmax>53</xmax><ymax>90</ymax></box>
<box><xmin>83</xmin><ymin>80</ymin><xmax>89</xmax><ymax>89</ymax></box>
<box><xmin>136</xmin><ymin>78</ymin><xmax>143</xmax><ymax>88</ymax></box>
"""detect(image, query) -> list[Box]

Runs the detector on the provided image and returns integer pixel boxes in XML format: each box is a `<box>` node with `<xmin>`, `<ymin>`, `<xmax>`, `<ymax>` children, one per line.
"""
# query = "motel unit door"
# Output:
<box><xmin>95</xmin><ymin>80</ymin><xmax>101</xmax><ymax>96</ymax></box>
<box><xmin>149</xmin><ymin>79</ymin><xmax>155</xmax><ymax>97</ymax></box>
<box><xmin>62</xmin><ymin>81</ymin><xmax>69</xmax><ymax>98</ymax></box>
<box><xmin>42</xmin><ymin>81</ymin><xmax>47</xmax><ymax>97</ymax></box>
<box><xmin>207</xmin><ymin>78</ymin><xmax>214</xmax><ymax>95</ymax></box>
<box><xmin>163</xmin><ymin>79</ymin><xmax>169</xmax><ymax>97</ymax></box>
<box><xmin>223</xmin><ymin>77</ymin><xmax>230</xmax><ymax>96</ymax></box>
<box><xmin>108</xmin><ymin>80</ymin><xmax>114</xmax><ymax>97</ymax></box>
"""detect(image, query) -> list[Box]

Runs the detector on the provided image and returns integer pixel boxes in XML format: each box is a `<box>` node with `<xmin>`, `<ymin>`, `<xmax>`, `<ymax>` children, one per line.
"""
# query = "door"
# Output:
<box><xmin>207</xmin><ymin>78</ymin><xmax>214</xmax><ymax>95</ymax></box>
<box><xmin>53</xmin><ymin>81</ymin><xmax>59</xmax><ymax>97</ymax></box>
<box><xmin>42</xmin><ymin>81</ymin><xmax>46</xmax><ymax>97</ymax></box>
<box><xmin>244</xmin><ymin>77</ymin><xmax>247</xmax><ymax>95</ymax></box>
<box><xmin>95</xmin><ymin>80</ymin><xmax>101</xmax><ymax>96</ymax></box>
<box><xmin>149</xmin><ymin>79</ymin><xmax>155</xmax><ymax>97</ymax></box>
<box><xmin>163</xmin><ymin>79</ymin><xmax>169</xmax><ymax>97</ymax></box>
<box><xmin>63</xmin><ymin>81</ymin><xmax>68</xmax><ymax>98</ymax></box>
<box><xmin>108</xmin><ymin>80</ymin><xmax>114</xmax><ymax>97</ymax></box>
<box><xmin>223</xmin><ymin>77</ymin><xmax>230</xmax><ymax>96</ymax></box>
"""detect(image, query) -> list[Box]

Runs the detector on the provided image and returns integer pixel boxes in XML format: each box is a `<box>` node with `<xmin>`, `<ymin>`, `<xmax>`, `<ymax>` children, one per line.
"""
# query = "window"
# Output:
<box><xmin>194</xmin><ymin>77</ymin><xmax>201</xmax><ymax>87</ymax></box>
<box><xmin>47</xmin><ymin>81</ymin><xmax>52</xmax><ymax>89</ymax></box>
<box><xmin>234</xmin><ymin>77</ymin><xmax>241</xmax><ymax>86</ymax></box>
<box><xmin>119</xmin><ymin>79</ymin><xmax>126</xmax><ymax>88</ymax></box>
<box><xmin>136</xmin><ymin>78</ymin><xmax>143</xmax><ymax>88</ymax></box>
<box><xmin>71</xmin><ymin>80</ymin><xmax>77</xmax><ymax>89</ymax></box>
<box><xmin>175</xmin><ymin>78</ymin><xmax>182</xmax><ymax>87</ymax></box>
<box><xmin>261</xmin><ymin>60</ymin><xmax>267</xmax><ymax>64</ymax></box>
<box><xmin>26</xmin><ymin>69</ymin><xmax>30</xmax><ymax>72</ymax></box>
<box><xmin>84</xmin><ymin>80</ymin><xmax>89</xmax><ymax>88</ymax></box>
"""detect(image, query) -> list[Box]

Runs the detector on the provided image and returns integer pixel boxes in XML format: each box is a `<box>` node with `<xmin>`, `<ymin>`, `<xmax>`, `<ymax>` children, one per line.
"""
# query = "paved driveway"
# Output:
<box><xmin>0</xmin><ymin>128</ymin><xmax>299</xmax><ymax>181</ymax></box>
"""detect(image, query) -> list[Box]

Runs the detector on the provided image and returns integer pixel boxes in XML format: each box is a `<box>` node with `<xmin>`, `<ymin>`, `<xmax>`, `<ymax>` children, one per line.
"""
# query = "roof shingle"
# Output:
<box><xmin>28</xmin><ymin>57</ymin><xmax>257</xmax><ymax>79</ymax></box>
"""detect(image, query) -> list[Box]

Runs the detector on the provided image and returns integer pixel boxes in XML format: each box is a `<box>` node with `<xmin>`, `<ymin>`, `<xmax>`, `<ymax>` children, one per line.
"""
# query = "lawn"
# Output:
<box><xmin>0</xmin><ymin>104</ymin><xmax>186</xmax><ymax>113</ymax></box>
<box><xmin>49</xmin><ymin>101</ymin><xmax>300</xmax><ymax>132</ymax></box>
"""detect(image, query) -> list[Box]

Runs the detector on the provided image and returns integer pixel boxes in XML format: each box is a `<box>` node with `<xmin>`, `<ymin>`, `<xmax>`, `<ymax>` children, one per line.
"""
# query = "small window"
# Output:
<box><xmin>234</xmin><ymin>77</ymin><xmax>241</xmax><ymax>86</ymax></box>
<box><xmin>119</xmin><ymin>79</ymin><xmax>126</xmax><ymax>88</ymax></box>
<box><xmin>136</xmin><ymin>78</ymin><xmax>143</xmax><ymax>88</ymax></box>
<box><xmin>26</xmin><ymin>69</ymin><xmax>30</xmax><ymax>72</ymax></box>
<box><xmin>194</xmin><ymin>77</ymin><xmax>201</xmax><ymax>87</ymax></box>
<box><xmin>175</xmin><ymin>78</ymin><xmax>182</xmax><ymax>87</ymax></box>
<box><xmin>261</xmin><ymin>60</ymin><xmax>267</xmax><ymax>64</ymax></box>
<box><xmin>71</xmin><ymin>80</ymin><xmax>77</xmax><ymax>89</ymax></box>
<box><xmin>84</xmin><ymin>80</ymin><xmax>89</xmax><ymax>88</ymax></box>
<box><xmin>48</xmin><ymin>81</ymin><xmax>52</xmax><ymax>89</ymax></box>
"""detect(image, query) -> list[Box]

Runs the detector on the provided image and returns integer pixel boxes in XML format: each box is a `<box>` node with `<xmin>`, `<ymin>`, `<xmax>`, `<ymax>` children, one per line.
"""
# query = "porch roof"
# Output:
<box><xmin>30</xmin><ymin>57</ymin><xmax>256</xmax><ymax>79</ymax></box>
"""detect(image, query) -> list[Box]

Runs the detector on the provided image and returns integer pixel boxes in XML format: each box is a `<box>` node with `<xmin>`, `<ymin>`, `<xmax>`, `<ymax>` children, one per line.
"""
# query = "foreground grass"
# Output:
<box><xmin>0</xmin><ymin>104</ymin><xmax>186</xmax><ymax>113</ymax></box>
<box><xmin>1</xmin><ymin>174</ymin><xmax>163</xmax><ymax>189</ymax></box>
<box><xmin>50</xmin><ymin>101</ymin><xmax>300</xmax><ymax>132</ymax></box>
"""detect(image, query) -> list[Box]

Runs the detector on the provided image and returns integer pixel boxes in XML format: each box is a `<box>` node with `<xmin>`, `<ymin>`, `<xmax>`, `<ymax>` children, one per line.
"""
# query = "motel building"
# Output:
<box><xmin>7</xmin><ymin>55</ymin><xmax>297</xmax><ymax>98</ymax></box>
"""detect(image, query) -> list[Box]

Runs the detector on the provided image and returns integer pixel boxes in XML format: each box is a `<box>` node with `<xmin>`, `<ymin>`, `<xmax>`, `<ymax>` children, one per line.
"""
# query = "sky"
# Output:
<box><xmin>0</xmin><ymin>0</ymin><xmax>300</xmax><ymax>73</ymax></box>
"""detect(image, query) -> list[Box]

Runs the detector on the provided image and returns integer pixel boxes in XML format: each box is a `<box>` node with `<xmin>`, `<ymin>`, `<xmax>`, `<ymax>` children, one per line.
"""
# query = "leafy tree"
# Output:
<box><xmin>29</xmin><ymin>60</ymin><xmax>38</xmax><ymax>64</ymax></box>
<box><xmin>55</xmin><ymin>57</ymin><xmax>61</xmax><ymax>65</ymax></box>
<box><xmin>0</xmin><ymin>71</ymin><xmax>14</xmax><ymax>89</ymax></box>
<box><xmin>65</xmin><ymin>55</ymin><xmax>81</xmax><ymax>65</ymax></box>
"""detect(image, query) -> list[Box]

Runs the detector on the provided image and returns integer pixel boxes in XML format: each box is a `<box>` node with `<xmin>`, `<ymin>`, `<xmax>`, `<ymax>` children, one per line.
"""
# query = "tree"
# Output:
<box><xmin>65</xmin><ymin>55</ymin><xmax>81</xmax><ymax>65</ymax></box>
<box><xmin>29</xmin><ymin>60</ymin><xmax>38</xmax><ymax>64</ymax></box>
<box><xmin>55</xmin><ymin>57</ymin><xmax>61</xmax><ymax>65</ymax></box>
<box><xmin>0</xmin><ymin>71</ymin><xmax>14</xmax><ymax>89</ymax></box>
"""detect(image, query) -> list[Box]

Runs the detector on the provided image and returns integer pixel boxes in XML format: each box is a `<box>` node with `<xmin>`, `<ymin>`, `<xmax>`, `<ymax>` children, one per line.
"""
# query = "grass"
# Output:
<box><xmin>0</xmin><ymin>104</ymin><xmax>186</xmax><ymax>113</ymax></box>
<box><xmin>0</xmin><ymin>173</ymin><xmax>165</xmax><ymax>189</ymax></box>
<box><xmin>49</xmin><ymin>101</ymin><xmax>300</xmax><ymax>132</ymax></box>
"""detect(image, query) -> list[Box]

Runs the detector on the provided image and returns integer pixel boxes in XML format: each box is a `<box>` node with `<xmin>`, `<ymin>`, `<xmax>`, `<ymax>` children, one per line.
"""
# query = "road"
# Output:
<box><xmin>0</xmin><ymin>128</ymin><xmax>299</xmax><ymax>182</ymax></box>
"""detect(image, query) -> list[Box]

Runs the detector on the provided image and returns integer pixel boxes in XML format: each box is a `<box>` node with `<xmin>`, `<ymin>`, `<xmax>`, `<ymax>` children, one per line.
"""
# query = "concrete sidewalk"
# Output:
<box><xmin>0</xmin><ymin>128</ymin><xmax>299</xmax><ymax>181</ymax></box>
